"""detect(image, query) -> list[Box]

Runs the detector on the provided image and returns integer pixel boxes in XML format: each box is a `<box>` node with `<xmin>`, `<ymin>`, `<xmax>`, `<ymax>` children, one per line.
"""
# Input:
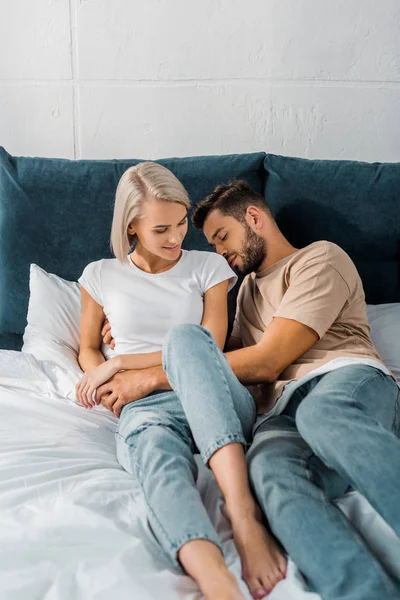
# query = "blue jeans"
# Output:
<box><xmin>115</xmin><ymin>324</ymin><xmax>256</xmax><ymax>570</ymax></box>
<box><xmin>248</xmin><ymin>364</ymin><xmax>400</xmax><ymax>600</ymax></box>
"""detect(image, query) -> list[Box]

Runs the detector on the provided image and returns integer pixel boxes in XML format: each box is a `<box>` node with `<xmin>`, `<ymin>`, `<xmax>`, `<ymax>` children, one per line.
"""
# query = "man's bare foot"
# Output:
<box><xmin>227</xmin><ymin>505</ymin><xmax>287</xmax><ymax>599</ymax></box>
<box><xmin>202</xmin><ymin>571</ymin><xmax>246</xmax><ymax>600</ymax></box>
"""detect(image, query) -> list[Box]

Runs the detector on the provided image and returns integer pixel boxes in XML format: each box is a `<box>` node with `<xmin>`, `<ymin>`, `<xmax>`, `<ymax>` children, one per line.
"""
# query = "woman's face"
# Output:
<box><xmin>128</xmin><ymin>198</ymin><xmax>188</xmax><ymax>261</ymax></box>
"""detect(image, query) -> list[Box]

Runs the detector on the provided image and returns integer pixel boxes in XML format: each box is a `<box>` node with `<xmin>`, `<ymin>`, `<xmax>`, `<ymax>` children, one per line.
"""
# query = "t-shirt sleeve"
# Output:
<box><xmin>274</xmin><ymin>260</ymin><xmax>350</xmax><ymax>339</ymax></box>
<box><xmin>231</xmin><ymin>312</ymin><xmax>241</xmax><ymax>339</ymax></box>
<box><xmin>201</xmin><ymin>252</ymin><xmax>238</xmax><ymax>294</ymax></box>
<box><xmin>78</xmin><ymin>260</ymin><xmax>103</xmax><ymax>306</ymax></box>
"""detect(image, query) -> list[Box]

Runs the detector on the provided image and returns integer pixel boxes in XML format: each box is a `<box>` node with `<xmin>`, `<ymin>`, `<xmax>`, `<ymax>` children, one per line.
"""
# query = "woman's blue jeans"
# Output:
<box><xmin>115</xmin><ymin>324</ymin><xmax>256</xmax><ymax>570</ymax></box>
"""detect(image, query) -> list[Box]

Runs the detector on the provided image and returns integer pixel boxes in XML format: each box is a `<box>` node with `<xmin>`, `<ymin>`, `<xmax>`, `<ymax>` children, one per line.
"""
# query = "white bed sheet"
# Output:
<box><xmin>0</xmin><ymin>350</ymin><xmax>399</xmax><ymax>600</ymax></box>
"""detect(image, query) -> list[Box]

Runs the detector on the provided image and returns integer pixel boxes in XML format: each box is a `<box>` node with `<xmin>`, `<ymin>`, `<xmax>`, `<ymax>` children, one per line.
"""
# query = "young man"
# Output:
<box><xmin>98</xmin><ymin>181</ymin><xmax>400</xmax><ymax>600</ymax></box>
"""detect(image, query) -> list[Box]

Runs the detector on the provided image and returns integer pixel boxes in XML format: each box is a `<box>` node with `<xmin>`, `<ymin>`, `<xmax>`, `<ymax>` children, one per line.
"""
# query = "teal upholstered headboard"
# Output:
<box><xmin>263</xmin><ymin>154</ymin><xmax>400</xmax><ymax>305</ymax></box>
<box><xmin>0</xmin><ymin>148</ymin><xmax>266</xmax><ymax>350</ymax></box>
<box><xmin>0</xmin><ymin>148</ymin><xmax>399</xmax><ymax>351</ymax></box>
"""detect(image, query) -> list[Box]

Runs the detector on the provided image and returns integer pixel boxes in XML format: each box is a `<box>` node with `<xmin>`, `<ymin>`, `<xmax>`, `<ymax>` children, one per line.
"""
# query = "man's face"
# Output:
<box><xmin>203</xmin><ymin>209</ymin><xmax>267</xmax><ymax>276</ymax></box>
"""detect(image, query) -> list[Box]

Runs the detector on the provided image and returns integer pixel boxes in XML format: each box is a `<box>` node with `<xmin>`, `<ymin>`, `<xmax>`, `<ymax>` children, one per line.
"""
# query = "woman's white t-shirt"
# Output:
<box><xmin>78</xmin><ymin>250</ymin><xmax>237</xmax><ymax>356</ymax></box>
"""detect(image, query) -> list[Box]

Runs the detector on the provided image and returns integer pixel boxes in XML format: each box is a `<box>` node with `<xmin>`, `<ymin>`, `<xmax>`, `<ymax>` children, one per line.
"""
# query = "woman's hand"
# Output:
<box><xmin>75</xmin><ymin>359</ymin><xmax>119</xmax><ymax>408</ymax></box>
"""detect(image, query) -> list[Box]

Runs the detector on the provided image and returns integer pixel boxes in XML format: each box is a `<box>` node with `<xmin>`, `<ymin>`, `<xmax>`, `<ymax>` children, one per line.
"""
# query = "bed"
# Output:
<box><xmin>0</xmin><ymin>148</ymin><xmax>399</xmax><ymax>599</ymax></box>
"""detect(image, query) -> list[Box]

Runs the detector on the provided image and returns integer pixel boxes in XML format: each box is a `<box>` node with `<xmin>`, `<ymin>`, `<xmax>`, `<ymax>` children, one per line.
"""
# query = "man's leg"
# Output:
<box><xmin>163</xmin><ymin>324</ymin><xmax>287</xmax><ymax>598</ymax></box>
<box><xmin>248</xmin><ymin>410</ymin><xmax>400</xmax><ymax>600</ymax></box>
<box><xmin>296</xmin><ymin>364</ymin><xmax>400</xmax><ymax>536</ymax></box>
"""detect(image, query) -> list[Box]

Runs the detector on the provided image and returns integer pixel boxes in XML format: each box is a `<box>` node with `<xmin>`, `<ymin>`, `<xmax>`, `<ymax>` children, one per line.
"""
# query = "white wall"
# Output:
<box><xmin>0</xmin><ymin>0</ymin><xmax>399</xmax><ymax>162</ymax></box>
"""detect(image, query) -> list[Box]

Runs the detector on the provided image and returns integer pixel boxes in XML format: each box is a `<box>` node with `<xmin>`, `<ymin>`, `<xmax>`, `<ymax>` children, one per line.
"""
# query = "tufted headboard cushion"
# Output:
<box><xmin>263</xmin><ymin>154</ymin><xmax>400</xmax><ymax>305</ymax></box>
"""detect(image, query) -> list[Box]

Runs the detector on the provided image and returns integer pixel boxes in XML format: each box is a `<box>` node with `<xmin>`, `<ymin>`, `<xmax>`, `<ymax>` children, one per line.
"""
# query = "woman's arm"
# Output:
<box><xmin>78</xmin><ymin>287</ymin><xmax>106</xmax><ymax>371</ymax></box>
<box><xmin>77</xmin><ymin>288</ymin><xmax>162</xmax><ymax>407</ymax></box>
<box><xmin>76</xmin><ymin>287</ymin><xmax>107</xmax><ymax>406</ymax></box>
<box><xmin>112</xmin><ymin>351</ymin><xmax>162</xmax><ymax>371</ymax></box>
<box><xmin>201</xmin><ymin>280</ymin><xmax>229</xmax><ymax>349</ymax></box>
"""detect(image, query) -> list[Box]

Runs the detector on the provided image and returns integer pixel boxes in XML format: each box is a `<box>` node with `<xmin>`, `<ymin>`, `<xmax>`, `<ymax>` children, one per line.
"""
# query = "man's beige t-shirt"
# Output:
<box><xmin>232</xmin><ymin>241</ymin><xmax>384</xmax><ymax>413</ymax></box>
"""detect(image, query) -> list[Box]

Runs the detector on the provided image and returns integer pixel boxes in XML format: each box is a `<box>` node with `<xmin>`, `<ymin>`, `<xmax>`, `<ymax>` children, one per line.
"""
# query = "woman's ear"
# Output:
<box><xmin>127</xmin><ymin>222</ymin><xmax>135</xmax><ymax>236</ymax></box>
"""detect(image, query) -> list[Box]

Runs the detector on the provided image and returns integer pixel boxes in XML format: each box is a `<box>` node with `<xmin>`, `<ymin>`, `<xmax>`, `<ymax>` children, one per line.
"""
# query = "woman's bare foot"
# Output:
<box><xmin>202</xmin><ymin>571</ymin><xmax>246</xmax><ymax>600</ymax></box>
<box><xmin>227</xmin><ymin>504</ymin><xmax>287</xmax><ymax>599</ymax></box>
<box><xmin>178</xmin><ymin>538</ymin><xmax>246</xmax><ymax>600</ymax></box>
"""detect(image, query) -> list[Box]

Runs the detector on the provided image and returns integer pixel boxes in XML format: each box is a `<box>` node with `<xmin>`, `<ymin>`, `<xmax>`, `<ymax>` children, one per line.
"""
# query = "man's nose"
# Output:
<box><xmin>215</xmin><ymin>243</ymin><xmax>226</xmax><ymax>257</ymax></box>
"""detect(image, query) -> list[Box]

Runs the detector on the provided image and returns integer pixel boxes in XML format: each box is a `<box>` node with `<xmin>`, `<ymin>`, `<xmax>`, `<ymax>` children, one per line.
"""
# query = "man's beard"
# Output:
<box><xmin>236</xmin><ymin>223</ymin><xmax>267</xmax><ymax>276</ymax></box>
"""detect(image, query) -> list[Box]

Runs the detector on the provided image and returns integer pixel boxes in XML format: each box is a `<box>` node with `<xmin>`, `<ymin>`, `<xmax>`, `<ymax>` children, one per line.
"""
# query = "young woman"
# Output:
<box><xmin>75</xmin><ymin>162</ymin><xmax>286</xmax><ymax>600</ymax></box>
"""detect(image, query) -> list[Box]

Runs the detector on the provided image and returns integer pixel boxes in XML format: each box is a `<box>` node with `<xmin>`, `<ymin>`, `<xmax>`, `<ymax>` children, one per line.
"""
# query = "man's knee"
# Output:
<box><xmin>296</xmin><ymin>394</ymin><xmax>327</xmax><ymax>438</ymax></box>
<box><xmin>248</xmin><ymin>433</ymin><xmax>294</xmax><ymax>491</ymax></box>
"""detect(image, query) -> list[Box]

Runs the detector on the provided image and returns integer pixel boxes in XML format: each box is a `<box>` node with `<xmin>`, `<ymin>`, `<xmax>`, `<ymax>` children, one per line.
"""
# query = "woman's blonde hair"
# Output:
<box><xmin>110</xmin><ymin>162</ymin><xmax>190</xmax><ymax>262</ymax></box>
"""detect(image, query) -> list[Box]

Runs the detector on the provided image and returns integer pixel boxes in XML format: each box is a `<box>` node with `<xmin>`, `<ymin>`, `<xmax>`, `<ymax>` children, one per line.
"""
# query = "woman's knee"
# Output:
<box><xmin>163</xmin><ymin>323</ymin><xmax>206</xmax><ymax>350</ymax></box>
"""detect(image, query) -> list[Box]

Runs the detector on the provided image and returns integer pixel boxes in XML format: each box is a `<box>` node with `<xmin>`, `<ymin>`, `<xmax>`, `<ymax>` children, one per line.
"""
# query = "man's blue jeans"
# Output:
<box><xmin>115</xmin><ymin>324</ymin><xmax>256</xmax><ymax>570</ymax></box>
<box><xmin>248</xmin><ymin>364</ymin><xmax>400</xmax><ymax>600</ymax></box>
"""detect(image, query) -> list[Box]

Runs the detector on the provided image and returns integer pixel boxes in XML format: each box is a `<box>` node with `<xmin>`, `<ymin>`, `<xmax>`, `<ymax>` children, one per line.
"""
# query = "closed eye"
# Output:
<box><xmin>154</xmin><ymin>216</ymin><xmax>187</xmax><ymax>234</ymax></box>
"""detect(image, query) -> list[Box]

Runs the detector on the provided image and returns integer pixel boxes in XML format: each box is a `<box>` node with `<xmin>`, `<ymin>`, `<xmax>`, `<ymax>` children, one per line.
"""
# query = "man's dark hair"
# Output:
<box><xmin>191</xmin><ymin>179</ymin><xmax>272</xmax><ymax>229</ymax></box>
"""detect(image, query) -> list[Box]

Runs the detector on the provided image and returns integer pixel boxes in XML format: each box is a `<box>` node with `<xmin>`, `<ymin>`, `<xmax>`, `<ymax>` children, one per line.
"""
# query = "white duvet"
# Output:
<box><xmin>0</xmin><ymin>350</ymin><xmax>399</xmax><ymax>600</ymax></box>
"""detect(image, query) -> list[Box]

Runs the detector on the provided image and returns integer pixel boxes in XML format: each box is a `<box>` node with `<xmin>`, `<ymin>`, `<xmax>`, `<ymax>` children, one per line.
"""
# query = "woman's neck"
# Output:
<box><xmin>130</xmin><ymin>244</ymin><xmax>182</xmax><ymax>274</ymax></box>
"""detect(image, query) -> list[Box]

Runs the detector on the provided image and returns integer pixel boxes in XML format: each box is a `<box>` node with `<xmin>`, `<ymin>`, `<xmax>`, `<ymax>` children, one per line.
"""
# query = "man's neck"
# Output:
<box><xmin>257</xmin><ymin>232</ymin><xmax>298</xmax><ymax>273</ymax></box>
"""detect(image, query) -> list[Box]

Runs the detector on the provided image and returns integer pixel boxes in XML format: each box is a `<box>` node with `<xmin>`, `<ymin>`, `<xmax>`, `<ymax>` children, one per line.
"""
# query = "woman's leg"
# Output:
<box><xmin>163</xmin><ymin>324</ymin><xmax>287</xmax><ymax>598</ymax></box>
<box><xmin>116</xmin><ymin>393</ymin><xmax>245</xmax><ymax>600</ymax></box>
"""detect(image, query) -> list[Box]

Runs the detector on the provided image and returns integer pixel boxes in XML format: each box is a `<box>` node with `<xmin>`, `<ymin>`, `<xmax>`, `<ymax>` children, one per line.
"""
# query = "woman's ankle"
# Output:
<box><xmin>178</xmin><ymin>538</ymin><xmax>227</xmax><ymax>580</ymax></box>
<box><xmin>178</xmin><ymin>539</ymin><xmax>243</xmax><ymax>597</ymax></box>
<box><xmin>225</xmin><ymin>496</ymin><xmax>260</xmax><ymax>522</ymax></box>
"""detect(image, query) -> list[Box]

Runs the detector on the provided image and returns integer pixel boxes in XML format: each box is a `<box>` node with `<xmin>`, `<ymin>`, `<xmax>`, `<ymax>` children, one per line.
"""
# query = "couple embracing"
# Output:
<box><xmin>75</xmin><ymin>162</ymin><xmax>400</xmax><ymax>600</ymax></box>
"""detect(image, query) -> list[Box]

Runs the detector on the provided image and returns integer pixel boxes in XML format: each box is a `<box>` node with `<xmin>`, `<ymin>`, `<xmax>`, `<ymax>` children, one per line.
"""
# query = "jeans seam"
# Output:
<box><xmin>349</xmin><ymin>369</ymin><xmax>385</xmax><ymax>402</ymax></box>
<box><xmin>202</xmin><ymin>433</ymin><xmax>247</xmax><ymax>464</ymax></box>
<box><xmin>206</xmin><ymin>333</ymin><xmax>256</xmax><ymax>419</ymax></box>
<box><xmin>349</xmin><ymin>369</ymin><xmax>399</xmax><ymax>434</ymax></box>
<box><xmin>303</xmin><ymin>448</ymin><xmax>331</xmax><ymax>504</ymax></box>
<box><xmin>392</xmin><ymin>387</ymin><xmax>400</xmax><ymax>433</ymax></box>
<box><xmin>174</xmin><ymin>533</ymin><xmax>222</xmax><ymax>553</ymax></box>
<box><xmin>129</xmin><ymin>437</ymin><xmax>181</xmax><ymax>559</ymax></box>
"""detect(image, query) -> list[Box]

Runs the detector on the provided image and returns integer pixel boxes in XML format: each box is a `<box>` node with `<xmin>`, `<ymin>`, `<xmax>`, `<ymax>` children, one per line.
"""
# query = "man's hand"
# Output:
<box><xmin>101</xmin><ymin>318</ymin><xmax>115</xmax><ymax>350</ymax></box>
<box><xmin>96</xmin><ymin>366</ymin><xmax>169</xmax><ymax>417</ymax></box>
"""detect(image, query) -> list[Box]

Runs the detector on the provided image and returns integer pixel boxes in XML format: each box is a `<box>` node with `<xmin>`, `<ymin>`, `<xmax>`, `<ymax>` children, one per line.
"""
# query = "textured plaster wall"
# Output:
<box><xmin>0</xmin><ymin>0</ymin><xmax>399</xmax><ymax>161</ymax></box>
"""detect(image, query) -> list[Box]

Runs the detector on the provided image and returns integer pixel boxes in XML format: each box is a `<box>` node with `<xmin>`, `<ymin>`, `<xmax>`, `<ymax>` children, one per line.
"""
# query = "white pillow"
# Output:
<box><xmin>22</xmin><ymin>264</ymin><xmax>114</xmax><ymax>368</ymax></box>
<box><xmin>367</xmin><ymin>303</ymin><xmax>400</xmax><ymax>380</ymax></box>
<box><xmin>23</xmin><ymin>264</ymin><xmax>81</xmax><ymax>352</ymax></box>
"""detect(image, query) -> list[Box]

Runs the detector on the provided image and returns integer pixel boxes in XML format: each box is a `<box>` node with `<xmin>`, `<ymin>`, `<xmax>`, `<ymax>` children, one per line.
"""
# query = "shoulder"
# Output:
<box><xmin>183</xmin><ymin>250</ymin><xmax>226</xmax><ymax>269</ymax></box>
<box><xmin>80</xmin><ymin>257</ymin><xmax>122</xmax><ymax>280</ymax></box>
<box><xmin>80</xmin><ymin>259</ymin><xmax>103</xmax><ymax>277</ymax></box>
<box><xmin>289</xmin><ymin>241</ymin><xmax>352</xmax><ymax>271</ymax></box>
<box><xmin>185</xmin><ymin>249</ymin><xmax>217</xmax><ymax>262</ymax></box>
<box><xmin>287</xmin><ymin>241</ymin><xmax>357</xmax><ymax>291</ymax></box>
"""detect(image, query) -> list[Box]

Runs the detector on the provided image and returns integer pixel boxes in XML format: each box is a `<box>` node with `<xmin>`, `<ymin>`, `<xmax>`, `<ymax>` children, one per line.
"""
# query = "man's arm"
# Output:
<box><xmin>96</xmin><ymin>365</ymin><xmax>171</xmax><ymax>417</ymax></box>
<box><xmin>225</xmin><ymin>317</ymin><xmax>319</xmax><ymax>385</ymax></box>
<box><xmin>228</xmin><ymin>253</ymin><xmax>352</xmax><ymax>385</ymax></box>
